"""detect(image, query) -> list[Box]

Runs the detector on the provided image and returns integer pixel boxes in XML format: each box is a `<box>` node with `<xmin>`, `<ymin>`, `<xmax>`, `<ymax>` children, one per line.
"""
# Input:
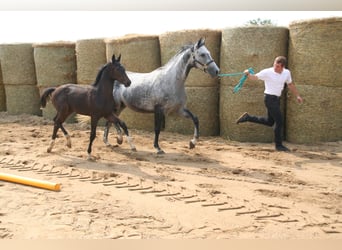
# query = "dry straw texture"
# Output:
<box><xmin>159</xmin><ymin>29</ymin><xmax>221</xmax><ymax>87</ymax></box>
<box><xmin>286</xmin><ymin>85</ymin><xmax>342</xmax><ymax>143</ymax></box>
<box><xmin>165</xmin><ymin>86</ymin><xmax>219</xmax><ymax>136</ymax></box>
<box><xmin>105</xmin><ymin>34</ymin><xmax>161</xmax><ymax>72</ymax></box>
<box><xmin>0</xmin><ymin>43</ymin><xmax>37</xmax><ymax>85</ymax></box>
<box><xmin>4</xmin><ymin>85</ymin><xmax>41</xmax><ymax>115</ymax></box>
<box><xmin>288</xmin><ymin>17</ymin><xmax>342</xmax><ymax>87</ymax></box>
<box><xmin>220</xmin><ymin>26</ymin><xmax>289</xmax><ymax>87</ymax></box>
<box><xmin>219</xmin><ymin>26</ymin><xmax>288</xmax><ymax>142</ymax></box>
<box><xmin>33</xmin><ymin>42</ymin><xmax>76</xmax><ymax>87</ymax></box>
<box><xmin>220</xmin><ymin>85</ymin><xmax>286</xmax><ymax>142</ymax></box>
<box><xmin>76</xmin><ymin>39</ymin><xmax>107</xmax><ymax>85</ymax></box>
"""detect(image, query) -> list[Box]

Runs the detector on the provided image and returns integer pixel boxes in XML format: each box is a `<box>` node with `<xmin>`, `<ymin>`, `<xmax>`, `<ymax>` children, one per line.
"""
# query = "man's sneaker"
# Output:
<box><xmin>276</xmin><ymin>145</ymin><xmax>290</xmax><ymax>152</ymax></box>
<box><xmin>236</xmin><ymin>112</ymin><xmax>249</xmax><ymax>124</ymax></box>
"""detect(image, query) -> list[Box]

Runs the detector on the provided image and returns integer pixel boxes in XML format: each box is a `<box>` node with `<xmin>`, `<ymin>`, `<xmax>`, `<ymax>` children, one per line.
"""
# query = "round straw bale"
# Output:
<box><xmin>220</xmin><ymin>85</ymin><xmax>286</xmax><ymax>142</ymax></box>
<box><xmin>105</xmin><ymin>34</ymin><xmax>160</xmax><ymax>73</ymax></box>
<box><xmin>76</xmin><ymin>38</ymin><xmax>107</xmax><ymax>85</ymax></box>
<box><xmin>4</xmin><ymin>84</ymin><xmax>41</xmax><ymax>115</ymax></box>
<box><xmin>159</xmin><ymin>29</ymin><xmax>221</xmax><ymax>87</ymax></box>
<box><xmin>0</xmin><ymin>43</ymin><xmax>37</xmax><ymax>85</ymax></box>
<box><xmin>220</xmin><ymin>26</ymin><xmax>289</xmax><ymax>87</ymax></box>
<box><xmin>165</xmin><ymin>86</ymin><xmax>219</xmax><ymax>136</ymax></box>
<box><xmin>286</xmin><ymin>85</ymin><xmax>342</xmax><ymax>143</ymax></box>
<box><xmin>38</xmin><ymin>86</ymin><xmax>76</xmax><ymax>123</ymax></box>
<box><xmin>288</xmin><ymin>17</ymin><xmax>342</xmax><ymax>87</ymax></box>
<box><xmin>33</xmin><ymin>42</ymin><xmax>76</xmax><ymax>87</ymax></box>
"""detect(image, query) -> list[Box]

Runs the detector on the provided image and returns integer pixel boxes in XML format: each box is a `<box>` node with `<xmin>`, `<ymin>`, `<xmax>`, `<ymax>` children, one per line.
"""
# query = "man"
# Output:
<box><xmin>236</xmin><ymin>56</ymin><xmax>303</xmax><ymax>152</ymax></box>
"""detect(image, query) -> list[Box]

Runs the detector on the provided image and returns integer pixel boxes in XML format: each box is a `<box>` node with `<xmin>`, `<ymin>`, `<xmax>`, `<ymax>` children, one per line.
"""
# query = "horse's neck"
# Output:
<box><xmin>165</xmin><ymin>49</ymin><xmax>193</xmax><ymax>85</ymax></box>
<box><xmin>97</xmin><ymin>74</ymin><xmax>114</xmax><ymax>100</ymax></box>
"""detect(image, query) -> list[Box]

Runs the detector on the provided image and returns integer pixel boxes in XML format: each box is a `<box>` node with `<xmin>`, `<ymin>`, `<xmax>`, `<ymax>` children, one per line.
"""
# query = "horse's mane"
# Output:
<box><xmin>92</xmin><ymin>63</ymin><xmax>108</xmax><ymax>87</ymax></box>
<box><xmin>161</xmin><ymin>44</ymin><xmax>194</xmax><ymax>69</ymax></box>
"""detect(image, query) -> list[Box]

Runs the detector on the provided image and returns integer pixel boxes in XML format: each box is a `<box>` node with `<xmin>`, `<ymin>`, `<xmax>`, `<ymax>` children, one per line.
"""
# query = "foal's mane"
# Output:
<box><xmin>92</xmin><ymin>63</ymin><xmax>109</xmax><ymax>87</ymax></box>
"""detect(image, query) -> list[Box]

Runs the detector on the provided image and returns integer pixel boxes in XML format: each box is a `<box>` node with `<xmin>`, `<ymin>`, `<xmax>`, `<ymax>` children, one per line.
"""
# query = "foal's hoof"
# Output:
<box><xmin>47</xmin><ymin>148</ymin><xmax>52</xmax><ymax>153</ymax></box>
<box><xmin>157</xmin><ymin>149</ymin><xmax>165</xmax><ymax>154</ymax></box>
<box><xmin>116</xmin><ymin>137</ymin><xmax>123</xmax><ymax>145</ymax></box>
<box><xmin>131</xmin><ymin>147</ymin><xmax>137</xmax><ymax>152</ymax></box>
<box><xmin>189</xmin><ymin>141</ymin><xmax>196</xmax><ymax>149</ymax></box>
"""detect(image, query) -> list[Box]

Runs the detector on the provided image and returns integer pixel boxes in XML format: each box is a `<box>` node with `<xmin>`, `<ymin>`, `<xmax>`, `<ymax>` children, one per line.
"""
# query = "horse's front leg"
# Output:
<box><xmin>181</xmin><ymin>108</ymin><xmax>199</xmax><ymax>149</ymax></box>
<box><xmin>106</xmin><ymin>114</ymin><xmax>136</xmax><ymax>151</ymax></box>
<box><xmin>154</xmin><ymin>105</ymin><xmax>165</xmax><ymax>154</ymax></box>
<box><xmin>87</xmin><ymin>117</ymin><xmax>99</xmax><ymax>160</ymax></box>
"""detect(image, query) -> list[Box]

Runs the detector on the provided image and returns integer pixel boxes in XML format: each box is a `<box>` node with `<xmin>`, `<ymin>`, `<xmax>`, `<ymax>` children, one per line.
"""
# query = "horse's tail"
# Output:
<box><xmin>40</xmin><ymin>87</ymin><xmax>56</xmax><ymax>108</ymax></box>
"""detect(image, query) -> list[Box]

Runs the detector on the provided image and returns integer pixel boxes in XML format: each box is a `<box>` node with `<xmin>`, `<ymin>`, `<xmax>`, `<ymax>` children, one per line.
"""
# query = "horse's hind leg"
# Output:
<box><xmin>59</xmin><ymin>123</ymin><xmax>71</xmax><ymax>148</ymax></box>
<box><xmin>181</xmin><ymin>108</ymin><xmax>199</xmax><ymax>149</ymax></box>
<box><xmin>103</xmin><ymin>121</ymin><xmax>123</xmax><ymax>146</ymax></box>
<box><xmin>154</xmin><ymin>105</ymin><xmax>165</xmax><ymax>154</ymax></box>
<box><xmin>47</xmin><ymin>122</ymin><xmax>59</xmax><ymax>153</ymax></box>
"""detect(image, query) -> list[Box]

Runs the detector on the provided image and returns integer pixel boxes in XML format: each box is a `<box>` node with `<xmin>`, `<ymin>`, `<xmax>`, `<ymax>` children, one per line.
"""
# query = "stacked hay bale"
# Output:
<box><xmin>0</xmin><ymin>62</ymin><xmax>6</xmax><ymax>111</ymax></box>
<box><xmin>76</xmin><ymin>38</ymin><xmax>107</xmax><ymax>85</ymax></box>
<box><xmin>287</xmin><ymin>17</ymin><xmax>342</xmax><ymax>143</ymax></box>
<box><xmin>105</xmin><ymin>34</ymin><xmax>161</xmax><ymax>130</ymax></box>
<box><xmin>0</xmin><ymin>43</ymin><xmax>41</xmax><ymax>115</ymax></box>
<box><xmin>33</xmin><ymin>42</ymin><xmax>77</xmax><ymax>122</ymax></box>
<box><xmin>220</xmin><ymin>26</ymin><xmax>289</xmax><ymax>142</ymax></box>
<box><xmin>159</xmin><ymin>29</ymin><xmax>221</xmax><ymax>136</ymax></box>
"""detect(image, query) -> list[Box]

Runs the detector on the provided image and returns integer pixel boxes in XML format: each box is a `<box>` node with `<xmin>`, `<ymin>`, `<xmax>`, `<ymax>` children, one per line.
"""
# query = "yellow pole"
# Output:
<box><xmin>0</xmin><ymin>172</ymin><xmax>61</xmax><ymax>191</ymax></box>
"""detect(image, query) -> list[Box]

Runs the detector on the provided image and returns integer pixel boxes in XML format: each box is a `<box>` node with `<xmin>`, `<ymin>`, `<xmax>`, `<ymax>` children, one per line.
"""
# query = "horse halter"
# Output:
<box><xmin>191</xmin><ymin>50</ymin><xmax>214</xmax><ymax>73</ymax></box>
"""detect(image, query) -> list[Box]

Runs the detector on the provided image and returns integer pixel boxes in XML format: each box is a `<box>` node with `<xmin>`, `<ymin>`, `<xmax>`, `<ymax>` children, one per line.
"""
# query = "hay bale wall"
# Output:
<box><xmin>159</xmin><ymin>29</ymin><xmax>221</xmax><ymax>87</ymax></box>
<box><xmin>219</xmin><ymin>26</ymin><xmax>289</xmax><ymax>142</ymax></box>
<box><xmin>76</xmin><ymin>39</ymin><xmax>106</xmax><ymax>85</ymax></box>
<box><xmin>4</xmin><ymin>85</ymin><xmax>41</xmax><ymax>115</ymax></box>
<box><xmin>106</xmin><ymin>34</ymin><xmax>160</xmax><ymax>72</ymax></box>
<box><xmin>288</xmin><ymin>17</ymin><xmax>342</xmax><ymax>87</ymax></box>
<box><xmin>286</xmin><ymin>85</ymin><xmax>342</xmax><ymax>143</ymax></box>
<box><xmin>165</xmin><ymin>87</ymin><xmax>219</xmax><ymax>136</ymax></box>
<box><xmin>33</xmin><ymin>42</ymin><xmax>77</xmax><ymax>87</ymax></box>
<box><xmin>34</xmin><ymin>42</ymin><xmax>77</xmax><ymax>122</ymax></box>
<box><xmin>0</xmin><ymin>43</ymin><xmax>37</xmax><ymax>85</ymax></box>
<box><xmin>105</xmin><ymin>35</ymin><xmax>161</xmax><ymax>130</ymax></box>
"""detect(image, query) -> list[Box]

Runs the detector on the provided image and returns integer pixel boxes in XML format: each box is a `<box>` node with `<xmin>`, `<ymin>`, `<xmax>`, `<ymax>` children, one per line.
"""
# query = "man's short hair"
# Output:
<box><xmin>275</xmin><ymin>56</ymin><xmax>287</xmax><ymax>67</ymax></box>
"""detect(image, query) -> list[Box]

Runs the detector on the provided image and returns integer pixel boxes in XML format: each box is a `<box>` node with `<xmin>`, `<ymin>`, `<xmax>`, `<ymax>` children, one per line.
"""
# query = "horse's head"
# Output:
<box><xmin>109</xmin><ymin>54</ymin><xmax>131</xmax><ymax>87</ymax></box>
<box><xmin>191</xmin><ymin>37</ymin><xmax>220</xmax><ymax>77</ymax></box>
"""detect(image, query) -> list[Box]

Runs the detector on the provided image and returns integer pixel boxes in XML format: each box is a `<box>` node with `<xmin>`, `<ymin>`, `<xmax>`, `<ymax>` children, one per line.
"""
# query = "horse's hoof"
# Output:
<box><xmin>47</xmin><ymin>148</ymin><xmax>52</xmax><ymax>153</ymax></box>
<box><xmin>116</xmin><ymin>137</ymin><xmax>123</xmax><ymax>145</ymax></box>
<box><xmin>189</xmin><ymin>141</ymin><xmax>196</xmax><ymax>149</ymax></box>
<box><xmin>157</xmin><ymin>150</ymin><xmax>165</xmax><ymax>154</ymax></box>
<box><xmin>131</xmin><ymin>147</ymin><xmax>137</xmax><ymax>152</ymax></box>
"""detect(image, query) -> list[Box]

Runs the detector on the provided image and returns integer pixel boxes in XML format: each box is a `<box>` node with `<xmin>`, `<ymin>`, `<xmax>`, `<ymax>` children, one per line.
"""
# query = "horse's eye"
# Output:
<box><xmin>200</xmin><ymin>53</ymin><xmax>205</xmax><ymax>57</ymax></box>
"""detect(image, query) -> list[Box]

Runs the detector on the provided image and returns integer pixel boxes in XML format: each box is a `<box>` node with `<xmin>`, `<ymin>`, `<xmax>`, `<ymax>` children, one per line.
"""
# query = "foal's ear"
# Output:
<box><xmin>112</xmin><ymin>54</ymin><xmax>121</xmax><ymax>63</ymax></box>
<box><xmin>196</xmin><ymin>37</ymin><xmax>205</xmax><ymax>48</ymax></box>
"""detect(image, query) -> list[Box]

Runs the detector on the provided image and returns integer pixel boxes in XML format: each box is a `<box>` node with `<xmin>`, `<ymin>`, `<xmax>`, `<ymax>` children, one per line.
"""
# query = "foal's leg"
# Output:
<box><xmin>106</xmin><ymin>114</ymin><xmax>136</xmax><ymax>151</ymax></box>
<box><xmin>154</xmin><ymin>105</ymin><xmax>165</xmax><ymax>154</ymax></box>
<box><xmin>59</xmin><ymin>123</ymin><xmax>71</xmax><ymax>148</ymax></box>
<box><xmin>87</xmin><ymin>117</ymin><xmax>99</xmax><ymax>160</ymax></box>
<box><xmin>103</xmin><ymin>121</ymin><xmax>123</xmax><ymax>146</ymax></box>
<box><xmin>47</xmin><ymin>122</ymin><xmax>59</xmax><ymax>153</ymax></box>
<box><xmin>180</xmin><ymin>108</ymin><xmax>199</xmax><ymax>149</ymax></box>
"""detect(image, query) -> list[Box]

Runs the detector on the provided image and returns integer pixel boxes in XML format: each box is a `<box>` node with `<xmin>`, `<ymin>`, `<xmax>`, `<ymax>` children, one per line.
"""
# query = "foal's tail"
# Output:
<box><xmin>40</xmin><ymin>87</ymin><xmax>56</xmax><ymax>108</ymax></box>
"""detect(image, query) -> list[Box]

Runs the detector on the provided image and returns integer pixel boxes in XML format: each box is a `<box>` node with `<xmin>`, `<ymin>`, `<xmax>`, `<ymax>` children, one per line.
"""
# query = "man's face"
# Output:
<box><xmin>273</xmin><ymin>61</ymin><xmax>284</xmax><ymax>74</ymax></box>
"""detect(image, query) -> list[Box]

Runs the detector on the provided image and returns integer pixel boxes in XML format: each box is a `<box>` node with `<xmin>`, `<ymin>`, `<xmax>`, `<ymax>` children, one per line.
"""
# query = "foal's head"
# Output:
<box><xmin>108</xmin><ymin>54</ymin><xmax>131</xmax><ymax>87</ymax></box>
<box><xmin>191</xmin><ymin>37</ymin><xmax>220</xmax><ymax>77</ymax></box>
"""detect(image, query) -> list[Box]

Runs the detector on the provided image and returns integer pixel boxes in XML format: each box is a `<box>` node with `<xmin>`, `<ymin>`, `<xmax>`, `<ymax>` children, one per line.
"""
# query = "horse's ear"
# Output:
<box><xmin>117</xmin><ymin>54</ymin><xmax>121</xmax><ymax>62</ymax></box>
<box><xmin>112</xmin><ymin>54</ymin><xmax>116</xmax><ymax>62</ymax></box>
<box><xmin>196</xmin><ymin>37</ymin><xmax>205</xmax><ymax>48</ymax></box>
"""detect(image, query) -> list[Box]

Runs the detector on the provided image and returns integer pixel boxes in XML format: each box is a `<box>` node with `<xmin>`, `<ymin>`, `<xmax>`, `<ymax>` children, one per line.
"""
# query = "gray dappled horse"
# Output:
<box><xmin>104</xmin><ymin>38</ymin><xmax>220</xmax><ymax>154</ymax></box>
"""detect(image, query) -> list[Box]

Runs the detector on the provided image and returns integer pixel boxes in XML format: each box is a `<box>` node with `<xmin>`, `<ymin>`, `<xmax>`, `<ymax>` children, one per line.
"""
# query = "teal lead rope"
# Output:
<box><xmin>218</xmin><ymin>67</ymin><xmax>254</xmax><ymax>93</ymax></box>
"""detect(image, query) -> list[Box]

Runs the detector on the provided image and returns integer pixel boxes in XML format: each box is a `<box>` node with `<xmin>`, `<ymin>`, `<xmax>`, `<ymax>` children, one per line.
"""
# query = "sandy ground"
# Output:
<box><xmin>0</xmin><ymin>112</ymin><xmax>341</xmax><ymax>239</ymax></box>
